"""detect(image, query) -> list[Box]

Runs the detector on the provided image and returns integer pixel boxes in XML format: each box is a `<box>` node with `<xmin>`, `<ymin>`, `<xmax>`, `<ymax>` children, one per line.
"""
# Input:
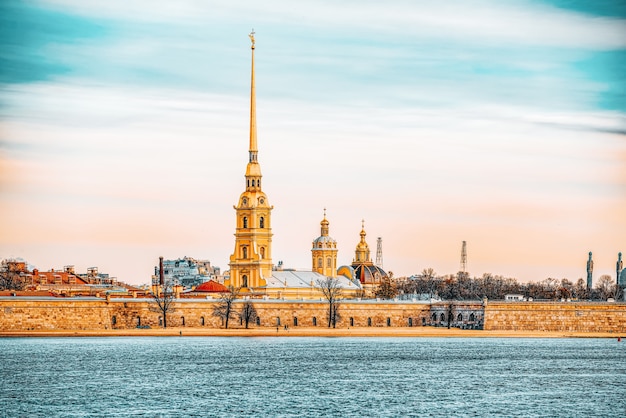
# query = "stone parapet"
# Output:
<box><xmin>483</xmin><ymin>301</ymin><xmax>626</xmax><ymax>332</ymax></box>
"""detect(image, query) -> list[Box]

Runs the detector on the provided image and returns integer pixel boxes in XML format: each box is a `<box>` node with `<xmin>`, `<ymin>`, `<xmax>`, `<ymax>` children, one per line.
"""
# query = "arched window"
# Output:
<box><xmin>422</xmin><ymin>317</ymin><xmax>426</xmax><ymax>326</ymax></box>
<box><xmin>247</xmin><ymin>180</ymin><xmax>250</xmax><ymax>188</ymax></box>
<box><xmin>242</xmin><ymin>275</ymin><xmax>248</xmax><ymax>288</ymax></box>
<box><xmin>312</xmin><ymin>317</ymin><xmax>317</xmax><ymax>326</ymax></box>
<box><xmin>242</xmin><ymin>247</ymin><xmax>248</xmax><ymax>259</ymax></box>
<box><xmin>440</xmin><ymin>313</ymin><xmax>445</xmax><ymax>322</ymax></box>
<box><xmin>256</xmin><ymin>316</ymin><xmax>261</xmax><ymax>326</ymax></box>
<box><xmin>408</xmin><ymin>318</ymin><xmax>413</xmax><ymax>327</ymax></box>
<box><xmin>431</xmin><ymin>313</ymin><xmax>437</xmax><ymax>321</ymax></box>
<box><xmin>136</xmin><ymin>316</ymin><xmax>141</xmax><ymax>327</ymax></box>
<box><xmin>243</xmin><ymin>217</ymin><xmax>248</xmax><ymax>228</ymax></box>
<box><xmin>327</xmin><ymin>258</ymin><xmax>331</xmax><ymax>268</ymax></box>
<box><xmin>258</xmin><ymin>180</ymin><xmax>261</xmax><ymax>188</ymax></box>
<box><xmin>469</xmin><ymin>313</ymin><xmax>475</xmax><ymax>322</ymax></box>
<box><xmin>457</xmin><ymin>313</ymin><xmax>463</xmax><ymax>322</ymax></box>
<box><xmin>386</xmin><ymin>317</ymin><xmax>391</xmax><ymax>327</ymax></box>
<box><xmin>349</xmin><ymin>317</ymin><xmax>354</xmax><ymax>327</ymax></box>
<box><xmin>276</xmin><ymin>317</ymin><xmax>281</xmax><ymax>326</ymax></box>
<box><xmin>317</xmin><ymin>258</ymin><xmax>322</xmax><ymax>268</ymax></box>
<box><xmin>111</xmin><ymin>315</ymin><xmax>117</xmax><ymax>326</ymax></box>
<box><xmin>293</xmin><ymin>317</ymin><xmax>298</xmax><ymax>326</ymax></box>
<box><xmin>252</xmin><ymin>179</ymin><xmax>255</xmax><ymax>187</ymax></box>
<box><xmin>367</xmin><ymin>317</ymin><xmax>372</xmax><ymax>327</ymax></box>
<box><xmin>200</xmin><ymin>316</ymin><xmax>205</xmax><ymax>326</ymax></box>
<box><xmin>181</xmin><ymin>316</ymin><xmax>185</xmax><ymax>326</ymax></box>
<box><xmin>260</xmin><ymin>247</ymin><xmax>265</xmax><ymax>259</ymax></box>
<box><xmin>260</xmin><ymin>217</ymin><xmax>264</xmax><ymax>228</ymax></box>
<box><xmin>159</xmin><ymin>317</ymin><xmax>163</xmax><ymax>327</ymax></box>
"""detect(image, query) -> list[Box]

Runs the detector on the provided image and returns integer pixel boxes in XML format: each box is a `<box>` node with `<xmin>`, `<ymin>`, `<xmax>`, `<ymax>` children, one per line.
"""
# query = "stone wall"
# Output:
<box><xmin>0</xmin><ymin>298</ymin><xmax>432</xmax><ymax>330</ymax></box>
<box><xmin>2</xmin><ymin>298</ymin><xmax>625</xmax><ymax>332</ymax></box>
<box><xmin>484</xmin><ymin>301</ymin><xmax>626</xmax><ymax>332</ymax></box>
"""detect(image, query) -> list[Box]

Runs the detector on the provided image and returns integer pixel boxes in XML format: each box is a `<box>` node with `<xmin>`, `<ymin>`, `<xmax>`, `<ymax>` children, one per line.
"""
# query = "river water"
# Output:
<box><xmin>0</xmin><ymin>337</ymin><xmax>624</xmax><ymax>417</ymax></box>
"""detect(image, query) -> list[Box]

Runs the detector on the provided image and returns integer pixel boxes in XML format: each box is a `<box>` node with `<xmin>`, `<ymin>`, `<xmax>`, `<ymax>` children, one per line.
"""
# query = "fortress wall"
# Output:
<box><xmin>0</xmin><ymin>298</ymin><xmax>432</xmax><ymax>330</ymax></box>
<box><xmin>2</xmin><ymin>298</ymin><xmax>625</xmax><ymax>332</ymax></box>
<box><xmin>483</xmin><ymin>302</ymin><xmax>626</xmax><ymax>332</ymax></box>
<box><xmin>0</xmin><ymin>299</ymin><xmax>112</xmax><ymax>331</ymax></box>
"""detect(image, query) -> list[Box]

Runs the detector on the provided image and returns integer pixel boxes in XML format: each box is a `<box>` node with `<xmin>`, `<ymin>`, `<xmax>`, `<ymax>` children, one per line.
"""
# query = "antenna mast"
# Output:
<box><xmin>376</xmin><ymin>237</ymin><xmax>383</xmax><ymax>268</ymax></box>
<box><xmin>460</xmin><ymin>241</ymin><xmax>467</xmax><ymax>273</ymax></box>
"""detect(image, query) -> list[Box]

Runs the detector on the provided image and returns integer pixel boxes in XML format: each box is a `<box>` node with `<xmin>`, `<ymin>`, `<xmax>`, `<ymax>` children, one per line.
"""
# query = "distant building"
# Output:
<box><xmin>152</xmin><ymin>257</ymin><xmax>220</xmax><ymax>289</ymax></box>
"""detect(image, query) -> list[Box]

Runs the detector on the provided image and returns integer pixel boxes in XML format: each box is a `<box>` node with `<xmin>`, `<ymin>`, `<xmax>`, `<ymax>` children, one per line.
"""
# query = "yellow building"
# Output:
<box><xmin>338</xmin><ymin>220</ymin><xmax>387</xmax><ymax>296</ymax></box>
<box><xmin>226</xmin><ymin>32</ymin><xmax>274</xmax><ymax>291</ymax></box>
<box><xmin>225</xmin><ymin>33</ymin><xmax>361</xmax><ymax>300</ymax></box>
<box><xmin>311</xmin><ymin>209</ymin><xmax>338</xmax><ymax>278</ymax></box>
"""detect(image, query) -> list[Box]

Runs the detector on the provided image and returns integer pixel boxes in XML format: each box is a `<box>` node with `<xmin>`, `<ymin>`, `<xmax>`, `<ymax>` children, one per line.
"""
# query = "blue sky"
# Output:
<box><xmin>1</xmin><ymin>0</ymin><xmax>624</xmax><ymax>285</ymax></box>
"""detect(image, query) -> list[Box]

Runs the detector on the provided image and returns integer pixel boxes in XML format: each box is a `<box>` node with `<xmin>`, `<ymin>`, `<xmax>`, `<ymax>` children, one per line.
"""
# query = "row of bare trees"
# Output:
<box><xmin>150</xmin><ymin>278</ymin><xmax>342</xmax><ymax>329</ymax></box>
<box><xmin>396</xmin><ymin>269</ymin><xmax>623</xmax><ymax>301</ymax></box>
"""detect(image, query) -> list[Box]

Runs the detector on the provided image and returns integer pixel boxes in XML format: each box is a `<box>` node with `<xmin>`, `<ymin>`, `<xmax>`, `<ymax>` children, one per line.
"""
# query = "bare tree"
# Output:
<box><xmin>150</xmin><ymin>280</ymin><xmax>176</xmax><ymax>328</ymax></box>
<box><xmin>239</xmin><ymin>300</ymin><xmax>257</xmax><ymax>329</ymax></box>
<box><xmin>317</xmin><ymin>277</ymin><xmax>342</xmax><ymax>328</ymax></box>
<box><xmin>213</xmin><ymin>287</ymin><xmax>240</xmax><ymax>329</ymax></box>
<box><xmin>596</xmin><ymin>275</ymin><xmax>615</xmax><ymax>300</ymax></box>
<box><xmin>0</xmin><ymin>259</ymin><xmax>27</xmax><ymax>291</ymax></box>
<box><xmin>375</xmin><ymin>273</ymin><xmax>398</xmax><ymax>300</ymax></box>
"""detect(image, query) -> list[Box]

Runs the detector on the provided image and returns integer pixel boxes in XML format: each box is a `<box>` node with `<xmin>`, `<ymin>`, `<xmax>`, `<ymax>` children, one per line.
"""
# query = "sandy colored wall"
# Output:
<box><xmin>2</xmin><ymin>298</ymin><xmax>625</xmax><ymax>333</ymax></box>
<box><xmin>0</xmin><ymin>298</ymin><xmax>432</xmax><ymax>331</ymax></box>
<box><xmin>483</xmin><ymin>302</ymin><xmax>626</xmax><ymax>332</ymax></box>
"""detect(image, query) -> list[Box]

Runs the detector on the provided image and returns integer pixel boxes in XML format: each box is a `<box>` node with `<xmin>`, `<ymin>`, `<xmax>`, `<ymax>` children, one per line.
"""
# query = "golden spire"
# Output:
<box><xmin>320</xmin><ymin>208</ymin><xmax>329</xmax><ymax>236</ymax></box>
<box><xmin>248</xmin><ymin>29</ymin><xmax>257</xmax><ymax>163</ymax></box>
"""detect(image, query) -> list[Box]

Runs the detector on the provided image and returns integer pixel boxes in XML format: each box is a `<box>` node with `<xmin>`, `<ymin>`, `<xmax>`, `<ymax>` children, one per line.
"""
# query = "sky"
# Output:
<box><xmin>1</xmin><ymin>0</ymin><xmax>625</xmax><ymax>285</ymax></box>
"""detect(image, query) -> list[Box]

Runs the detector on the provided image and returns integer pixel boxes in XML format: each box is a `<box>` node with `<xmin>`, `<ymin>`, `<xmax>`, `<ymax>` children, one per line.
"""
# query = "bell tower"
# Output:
<box><xmin>311</xmin><ymin>209</ymin><xmax>338</xmax><ymax>277</ymax></box>
<box><xmin>228</xmin><ymin>31</ymin><xmax>273</xmax><ymax>291</ymax></box>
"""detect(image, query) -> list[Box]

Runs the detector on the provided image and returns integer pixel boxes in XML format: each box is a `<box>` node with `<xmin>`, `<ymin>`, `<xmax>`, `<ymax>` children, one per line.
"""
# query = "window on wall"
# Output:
<box><xmin>242</xmin><ymin>247</ymin><xmax>248</xmax><ymax>259</ymax></box>
<box><xmin>317</xmin><ymin>258</ymin><xmax>322</xmax><ymax>268</ymax></box>
<box><xmin>260</xmin><ymin>217</ymin><xmax>264</xmax><ymax>228</ymax></box>
<box><xmin>293</xmin><ymin>317</ymin><xmax>298</xmax><ymax>326</ymax></box>
<box><xmin>252</xmin><ymin>179</ymin><xmax>255</xmax><ymax>187</ymax></box>
<box><xmin>242</xmin><ymin>275</ymin><xmax>248</xmax><ymax>288</ymax></box>
<box><xmin>386</xmin><ymin>317</ymin><xmax>391</xmax><ymax>327</ymax></box>
<box><xmin>181</xmin><ymin>316</ymin><xmax>185</xmax><ymax>326</ymax></box>
<box><xmin>276</xmin><ymin>317</ymin><xmax>281</xmax><ymax>326</ymax></box>
<box><xmin>469</xmin><ymin>313</ymin><xmax>475</xmax><ymax>322</ymax></box>
<box><xmin>327</xmin><ymin>258</ymin><xmax>331</xmax><ymax>268</ymax></box>
<box><xmin>408</xmin><ymin>318</ymin><xmax>413</xmax><ymax>327</ymax></box>
<box><xmin>312</xmin><ymin>317</ymin><xmax>317</xmax><ymax>326</ymax></box>
<box><xmin>200</xmin><ymin>317</ymin><xmax>205</xmax><ymax>326</ymax></box>
<box><xmin>137</xmin><ymin>316</ymin><xmax>141</xmax><ymax>327</ymax></box>
<box><xmin>457</xmin><ymin>313</ymin><xmax>463</xmax><ymax>322</ymax></box>
<box><xmin>440</xmin><ymin>313</ymin><xmax>445</xmax><ymax>322</ymax></box>
<box><xmin>111</xmin><ymin>315</ymin><xmax>117</xmax><ymax>326</ymax></box>
<box><xmin>260</xmin><ymin>247</ymin><xmax>265</xmax><ymax>259</ymax></box>
<box><xmin>431</xmin><ymin>313</ymin><xmax>436</xmax><ymax>321</ymax></box>
<box><xmin>367</xmin><ymin>317</ymin><xmax>372</xmax><ymax>327</ymax></box>
<box><xmin>243</xmin><ymin>217</ymin><xmax>248</xmax><ymax>228</ymax></box>
<box><xmin>349</xmin><ymin>317</ymin><xmax>354</xmax><ymax>327</ymax></box>
<box><xmin>256</xmin><ymin>316</ymin><xmax>261</xmax><ymax>326</ymax></box>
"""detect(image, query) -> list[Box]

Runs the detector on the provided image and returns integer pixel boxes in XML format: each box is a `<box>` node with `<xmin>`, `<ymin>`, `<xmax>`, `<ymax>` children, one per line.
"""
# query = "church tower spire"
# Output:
<box><xmin>249</xmin><ymin>29</ymin><xmax>257</xmax><ymax>164</ymax></box>
<box><xmin>354</xmin><ymin>219</ymin><xmax>372</xmax><ymax>264</ymax></box>
<box><xmin>312</xmin><ymin>208</ymin><xmax>338</xmax><ymax>277</ymax></box>
<box><xmin>228</xmin><ymin>31</ymin><xmax>273</xmax><ymax>291</ymax></box>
